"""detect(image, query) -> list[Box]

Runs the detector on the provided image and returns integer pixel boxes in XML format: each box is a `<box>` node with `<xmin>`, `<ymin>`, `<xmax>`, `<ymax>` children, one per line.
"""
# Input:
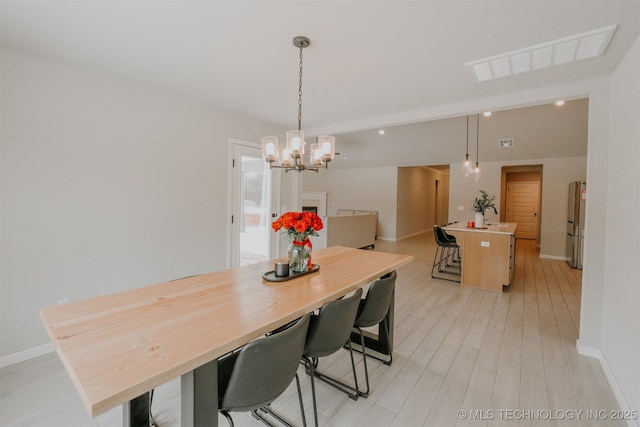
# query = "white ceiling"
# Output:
<box><xmin>1</xmin><ymin>1</ymin><xmax>638</xmax><ymax>167</ymax></box>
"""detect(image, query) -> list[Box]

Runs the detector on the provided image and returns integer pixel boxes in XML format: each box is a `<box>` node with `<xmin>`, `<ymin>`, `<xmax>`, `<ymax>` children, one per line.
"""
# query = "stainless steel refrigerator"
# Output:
<box><xmin>567</xmin><ymin>181</ymin><xmax>586</xmax><ymax>269</ymax></box>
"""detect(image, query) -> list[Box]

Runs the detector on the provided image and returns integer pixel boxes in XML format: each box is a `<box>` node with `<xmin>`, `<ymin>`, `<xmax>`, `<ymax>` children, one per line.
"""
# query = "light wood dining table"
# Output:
<box><xmin>40</xmin><ymin>246</ymin><xmax>413</xmax><ymax>427</ymax></box>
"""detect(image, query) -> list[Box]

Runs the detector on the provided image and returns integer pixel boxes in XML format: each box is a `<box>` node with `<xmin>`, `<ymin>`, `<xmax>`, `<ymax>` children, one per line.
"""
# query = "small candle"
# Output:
<box><xmin>275</xmin><ymin>262</ymin><xmax>289</xmax><ymax>277</ymax></box>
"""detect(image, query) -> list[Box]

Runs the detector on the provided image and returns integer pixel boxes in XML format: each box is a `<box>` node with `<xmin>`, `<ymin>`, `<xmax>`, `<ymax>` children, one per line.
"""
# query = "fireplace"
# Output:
<box><xmin>301</xmin><ymin>191</ymin><xmax>327</xmax><ymax>217</ymax></box>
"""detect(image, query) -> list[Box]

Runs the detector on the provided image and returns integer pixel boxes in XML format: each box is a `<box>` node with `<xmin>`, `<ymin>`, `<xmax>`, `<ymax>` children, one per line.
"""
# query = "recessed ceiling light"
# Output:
<box><xmin>465</xmin><ymin>24</ymin><xmax>617</xmax><ymax>82</ymax></box>
<box><xmin>554</xmin><ymin>100</ymin><xmax>566</xmax><ymax>106</ymax></box>
<box><xmin>483</xmin><ymin>111</ymin><xmax>492</xmax><ymax>117</ymax></box>
<box><xmin>378</xmin><ymin>129</ymin><xmax>385</xmax><ymax>135</ymax></box>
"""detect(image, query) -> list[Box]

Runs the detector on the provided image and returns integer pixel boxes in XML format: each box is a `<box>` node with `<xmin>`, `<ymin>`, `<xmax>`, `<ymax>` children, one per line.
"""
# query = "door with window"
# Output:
<box><xmin>230</xmin><ymin>141</ymin><xmax>279</xmax><ymax>267</ymax></box>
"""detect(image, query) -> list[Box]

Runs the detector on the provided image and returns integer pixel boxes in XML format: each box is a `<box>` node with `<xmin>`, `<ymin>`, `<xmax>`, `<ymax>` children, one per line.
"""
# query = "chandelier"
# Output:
<box><xmin>261</xmin><ymin>36</ymin><xmax>336</xmax><ymax>172</ymax></box>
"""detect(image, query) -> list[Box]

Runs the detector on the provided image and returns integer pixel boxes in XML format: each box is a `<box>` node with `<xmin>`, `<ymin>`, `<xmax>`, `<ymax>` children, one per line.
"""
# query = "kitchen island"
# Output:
<box><xmin>443</xmin><ymin>222</ymin><xmax>517</xmax><ymax>292</ymax></box>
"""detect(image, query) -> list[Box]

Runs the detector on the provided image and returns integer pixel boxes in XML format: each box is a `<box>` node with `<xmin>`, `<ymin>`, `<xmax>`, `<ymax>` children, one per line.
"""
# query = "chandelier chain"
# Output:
<box><xmin>297</xmin><ymin>44</ymin><xmax>304</xmax><ymax>131</ymax></box>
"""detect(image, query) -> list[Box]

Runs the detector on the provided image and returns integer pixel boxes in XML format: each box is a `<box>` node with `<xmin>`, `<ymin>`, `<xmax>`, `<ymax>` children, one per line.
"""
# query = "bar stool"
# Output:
<box><xmin>432</xmin><ymin>225</ymin><xmax>461</xmax><ymax>282</ymax></box>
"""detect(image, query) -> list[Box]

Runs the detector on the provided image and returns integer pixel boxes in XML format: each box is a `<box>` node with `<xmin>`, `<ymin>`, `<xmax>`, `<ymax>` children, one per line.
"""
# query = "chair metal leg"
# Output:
<box><xmin>431</xmin><ymin>245</ymin><xmax>444</xmax><ymax>277</ymax></box>
<box><xmin>432</xmin><ymin>243</ymin><xmax>461</xmax><ymax>283</ymax></box>
<box><xmin>294</xmin><ymin>373</ymin><xmax>307</xmax><ymax>427</ymax></box>
<box><xmin>252</xmin><ymin>373</ymin><xmax>306</xmax><ymax>427</ymax></box>
<box><xmin>352</xmin><ymin>316</ymin><xmax>395</xmax><ymax>399</ymax></box>
<box><xmin>357</xmin><ymin>328</ymin><xmax>370</xmax><ymax>398</ymax></box>
<box><xmin>149</xmin><ymin>389</ymin><xmax>157</xmax><ymax>427</ymax></box>
<box><xmin>303</xmin><ymin>357</ymin><xmax>319</xmax><ymax>427</ymax></box>
<box><xmin>221</xmin><ymin>410</ymin><xmax>235</xmax><ymax>427</ymax></box>
<box><xmin>251</xmin><ymin>409</ymin><xmax>275</xmax><ymax>426</ymax></box>
<box><xmin>302</xmin><ymin>344</ymin><xmax>359</xmax><ymax>403</ymax></box>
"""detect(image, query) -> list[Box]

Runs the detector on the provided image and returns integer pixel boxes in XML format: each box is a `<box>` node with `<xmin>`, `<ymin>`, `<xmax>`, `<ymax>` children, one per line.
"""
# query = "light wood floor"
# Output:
<box><xmin>0</xmin><ymin>233</ymin><xmax>623</xmax><ymax>427</ymax></box>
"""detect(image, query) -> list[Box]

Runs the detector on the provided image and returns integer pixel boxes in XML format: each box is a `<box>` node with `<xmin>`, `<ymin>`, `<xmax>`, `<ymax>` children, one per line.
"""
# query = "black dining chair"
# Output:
<box><xmin>217</xmin><ymin>314</ymin><xmax>310</xmax><ymax>427</ymax></box>
<box><xmin>302</xmin><ymin>288</ymin><xmax>363</xmax><ymax>427</ymax></box>
<box><xmin>352</xmin><ymin>271</ymin><xmax>397</xmax><ymax>398</ymax></box>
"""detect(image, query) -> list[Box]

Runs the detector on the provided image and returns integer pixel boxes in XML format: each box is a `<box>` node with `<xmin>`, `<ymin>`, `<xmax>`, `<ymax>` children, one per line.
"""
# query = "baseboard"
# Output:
<box><xmin>0</xmin><ymin>343</ymin><xmax>55</xmax><ymax>368</ymax></box>
<box><xmin>376</xmin><ymin>236</ymin><xmax>397</xmax><ymax>242</ymax></box>
<box><xmin>539</xmin><ymin>253</ymin><xmax>570</xmax><ymax>261</ymax></box>
<box><xmin>576</xmin><ymin>340</ymin><xmax>638</xmax><ymax>427</ymax></box>
<box><xmin>395</xmin><ymin>230</ymin><xmax>429</xmax><ymax>241</ymax></box>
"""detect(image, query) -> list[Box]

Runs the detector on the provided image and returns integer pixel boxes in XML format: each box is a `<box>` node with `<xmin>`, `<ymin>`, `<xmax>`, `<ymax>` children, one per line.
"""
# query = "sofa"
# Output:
<box><xmin>311</xmin><ymin>210</ymin><xmax>378</xmax><ymax>250</ymax></box>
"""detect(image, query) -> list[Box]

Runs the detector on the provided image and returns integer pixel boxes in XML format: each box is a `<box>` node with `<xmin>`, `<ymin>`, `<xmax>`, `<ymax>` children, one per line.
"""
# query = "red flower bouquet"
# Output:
<box><xmin>272</xmin><ymin>211</ymin><xmax>323</xmax><ymax>272</ymax></box>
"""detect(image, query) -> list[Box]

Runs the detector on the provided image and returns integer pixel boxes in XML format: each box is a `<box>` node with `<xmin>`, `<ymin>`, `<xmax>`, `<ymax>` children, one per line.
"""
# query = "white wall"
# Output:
<box><xmin>0</xmin><ymin>47</ymin><xmax>283</xmax><ymax>358</ymax></box>
<box><xmin>303</xmin><ymin>167</ymin><xmax>398</xmax><ymax>240</ymax></box>
<box><xmin>449</xmin><ymin>157</ymin><xmax>586</xmax><ymax>258</ymax></box>
<box><xmin>599</xmin><ymin>35</ymin><xmax>640</xmax><ymax>414</ymax></box>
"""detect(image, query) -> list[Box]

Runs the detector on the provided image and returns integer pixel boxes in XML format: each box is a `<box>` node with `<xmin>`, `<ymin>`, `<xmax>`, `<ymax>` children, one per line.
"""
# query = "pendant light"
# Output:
<box><xmin>461</xmin><ymin>115</ymin><xmax>473</xmax><ymax>177</ymax></box>
<box><xmin>261</xmin><ymin>36</ymin><xmax>336</xmax><ymax>172</ymax></box>
<box><xmin>474</xmin><ymin>114</ymin><xmax>481</xmax><ymax>181</ymax></box>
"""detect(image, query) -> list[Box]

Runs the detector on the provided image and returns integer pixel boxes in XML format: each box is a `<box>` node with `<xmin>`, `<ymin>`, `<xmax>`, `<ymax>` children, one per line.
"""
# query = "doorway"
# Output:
<box><xmin>230</xmin><ymin>140</ymin><xmax>280</xmax><ymax>267</ymax></box>
<box><xmin>500</xmin><ymin>165</ymin><xmax>542</xmax><ymax>241</ymax></box>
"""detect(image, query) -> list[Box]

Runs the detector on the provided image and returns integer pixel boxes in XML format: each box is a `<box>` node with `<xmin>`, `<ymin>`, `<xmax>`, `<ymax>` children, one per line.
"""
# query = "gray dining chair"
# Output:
<box><xmin>217</xmin><ymin>314</ymin><xmax>310</xmax><ymax>427</ymax></box>
<box><xmin>352</xmin><ymin>270</ymin><xmax>397</xmax><ymax>398</ymax></box>
<box><xmin>302</xmin><ymin>288</ymin><xmax>363</xmax><ymax>427</ymax></box>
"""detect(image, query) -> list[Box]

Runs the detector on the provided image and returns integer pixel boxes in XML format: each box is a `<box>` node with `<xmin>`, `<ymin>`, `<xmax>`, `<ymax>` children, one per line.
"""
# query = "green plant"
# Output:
<box><xmin>472</xmin><ymin>190</ymin><xmax>498</xmax><ymax>214</ymax></box>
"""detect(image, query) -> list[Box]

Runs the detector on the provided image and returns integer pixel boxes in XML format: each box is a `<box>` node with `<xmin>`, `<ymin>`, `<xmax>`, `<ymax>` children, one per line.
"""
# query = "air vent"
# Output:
<box><xmin>499</xmin><ymin>138</ymin><xmax>514</xmax><ymax>148</ymax></box>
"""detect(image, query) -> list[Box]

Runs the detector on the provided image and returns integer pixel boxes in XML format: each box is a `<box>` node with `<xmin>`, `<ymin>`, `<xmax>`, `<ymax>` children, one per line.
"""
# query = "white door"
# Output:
<box><xmin>230</xmin><ymin>141</ymin><xmax>279</xmax><ymax>267</ymax></box>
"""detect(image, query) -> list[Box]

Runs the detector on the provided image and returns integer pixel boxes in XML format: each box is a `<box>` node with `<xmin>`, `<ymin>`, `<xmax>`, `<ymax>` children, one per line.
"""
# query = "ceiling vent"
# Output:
<box><xmin>499</xmin><ymin>138</ymin><xmax>514</xmax><ymax>148</ymax></box>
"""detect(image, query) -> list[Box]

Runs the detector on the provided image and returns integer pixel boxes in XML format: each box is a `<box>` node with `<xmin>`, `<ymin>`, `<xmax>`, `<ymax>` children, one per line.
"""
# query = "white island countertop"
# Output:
<box><xmin>444</xmin><ymin>222</ymin><xmax>517</xmax><ymax>235</ymax></box>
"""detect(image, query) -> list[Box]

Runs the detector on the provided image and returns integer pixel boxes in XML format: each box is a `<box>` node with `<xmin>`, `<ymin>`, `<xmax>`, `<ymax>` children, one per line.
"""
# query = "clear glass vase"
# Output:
<box><xmin>288</xmin><ymin>242</ymin><xmax>312</xmax><ymax>273</ymax></box>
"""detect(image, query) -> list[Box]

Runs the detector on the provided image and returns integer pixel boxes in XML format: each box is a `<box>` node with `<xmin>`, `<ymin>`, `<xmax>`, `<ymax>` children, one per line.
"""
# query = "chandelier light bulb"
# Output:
<box><xmin>462</xmin><ymin>115</ymin><xmax>473</xmax><ymax>177</ymax></box>
<box><xmin>462</xmin><ymin>154</ymin><xmax>473</xmax><ymax>177</ymax></box>
<box><xmin>286</xmin><ymin>130</ymin><xmax>305</xmax><ymax>157</ymax></box>
<box><xmin>261</xmin><ymin>136</ymin><xmax>279</xmax><ymax>163</ymax></box>
<box><xmin>317</xmin><ymin>135</ymin><xmax>335</xmax><ymax>161</ymax></box>
<box><xmin>310</xmin><ymin>143</ymin><xmax>324</xmax><ymax>167</ymax></box>
<box><xmin>281</xmin><ymin>148</ymin><xmax>293</xmax><ymax>167</ymax></box>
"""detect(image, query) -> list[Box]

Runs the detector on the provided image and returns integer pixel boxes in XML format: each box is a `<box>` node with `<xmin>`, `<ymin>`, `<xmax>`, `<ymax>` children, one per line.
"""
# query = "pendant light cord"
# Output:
<box><xmin>466</xmin><ymin>116</ymin><xmax>470</xmax><ymax>155</ymax></box>
<box><xmin>476</xmin><ymin>114</ymin><xmax>479</xmax><ymax>163</ymax></box>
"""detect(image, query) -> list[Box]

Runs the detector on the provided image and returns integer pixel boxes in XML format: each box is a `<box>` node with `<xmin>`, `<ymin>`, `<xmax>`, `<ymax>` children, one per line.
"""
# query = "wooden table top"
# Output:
<box><xmin>40</xmin><ymin>246</ymin><xmax>413</xmax><ymax>417</ymax></box>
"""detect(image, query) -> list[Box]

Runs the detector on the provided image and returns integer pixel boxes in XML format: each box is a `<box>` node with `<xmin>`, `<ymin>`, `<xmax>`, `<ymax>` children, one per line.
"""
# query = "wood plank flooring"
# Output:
<box><xmin>0</xmin><ymin>233</ymin><xmax>623</xmax><ymax>426</ymax></box>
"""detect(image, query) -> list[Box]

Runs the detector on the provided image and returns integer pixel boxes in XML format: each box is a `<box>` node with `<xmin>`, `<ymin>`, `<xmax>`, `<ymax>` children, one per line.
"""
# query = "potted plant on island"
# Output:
<box><xmin>472</xmin><ymin>190</ymin><xmax>498</xmax><ymax>228</ymax></box>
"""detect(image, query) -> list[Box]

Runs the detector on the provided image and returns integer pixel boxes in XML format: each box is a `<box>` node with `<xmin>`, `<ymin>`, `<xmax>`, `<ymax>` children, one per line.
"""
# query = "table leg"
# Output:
<box><xmin>123</xmin><ymin>392</ymin><xmax>150</xmax><ymax>427</ymax></box>
<box><xmin>181</xmin><ymin>359</ymin><xmax>218</xmax><ymax>427</ymax></box>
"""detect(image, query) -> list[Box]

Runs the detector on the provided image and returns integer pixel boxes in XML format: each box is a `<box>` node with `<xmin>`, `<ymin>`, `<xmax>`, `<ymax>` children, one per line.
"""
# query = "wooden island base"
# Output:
<box><xmin>443</xmin><ymin>222</ymin><xmax>517</xmax><ymax>292</ymax></box>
